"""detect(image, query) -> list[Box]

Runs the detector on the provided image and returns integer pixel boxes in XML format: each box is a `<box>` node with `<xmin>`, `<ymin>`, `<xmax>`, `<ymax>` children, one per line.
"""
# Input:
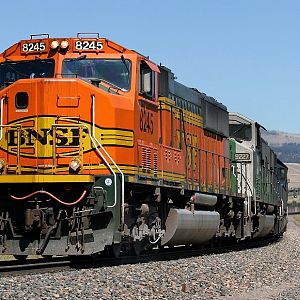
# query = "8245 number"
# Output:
<box><xmin>74</xmin><ymin>40</ymin><xmax>103</xmax><ymax>51</ymax></box>
<box><xmin>140</xmin><ymin>107</ymin><xmax>154</xmax><ymax>134</ymax></box>
<box><xmin>22</xmin><ymin>42</ymin><xmax>46</xmax><ymax>53</ymax></box>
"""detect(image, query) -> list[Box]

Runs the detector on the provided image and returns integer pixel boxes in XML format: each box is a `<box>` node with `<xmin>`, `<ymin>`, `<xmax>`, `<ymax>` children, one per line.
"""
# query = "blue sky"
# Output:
<box><xmin>2</xmin><ymin>1</ymin><xmax>300</xmax><ymax>132</ymax></box>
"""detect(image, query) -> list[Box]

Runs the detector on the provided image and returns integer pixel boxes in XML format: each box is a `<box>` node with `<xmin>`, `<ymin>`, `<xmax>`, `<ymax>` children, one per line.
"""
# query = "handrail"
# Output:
<box><xmin>188</xmin><ymin>144</ymin><xmax>231</xmax><ymax>192</ymax></box>
<box><xmin>51</xmin><ymin>124</ymin><xmax>119</xmax><ymax>205</ymax></box>
<box><xmin>0</xmin><ymin>97</ymin><xmax>6</xmax><ymax>141</ymax></box>
<box><xmin>0</xmin><ymin>124</ymin><xmax>22</xmax><ymax>173</ymax></box>
<box><xmin>91</xmin><ymin>95</ymin><xmax>125</xmax><ymax>224</ymax></box>
<box><xmin>51</xmin><ymin>95</ymin><xmax>125</xmax><ymax>225</ymax></box>
<box><xmin>239</xmin><ymin>164</ymin><xmax>253</xmax><ymax>196</ymax></box>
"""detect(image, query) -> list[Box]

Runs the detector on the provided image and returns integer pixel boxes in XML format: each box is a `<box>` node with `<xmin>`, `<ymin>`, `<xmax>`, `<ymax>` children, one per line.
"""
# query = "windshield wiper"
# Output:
<box><xmin>121</xmin><ymin>55</ymin><xmax>130</xmax><ymax>74</ymax></box>
<box><xmin>121</xmin><ymin>55</ymin><xmax>130</xmax><ymax>86</ymax></box>
<box><xmin>85</xmin><ymin>77</ymin><xmax>126</xmax><ymax>93</ymax></box>
<box><xmin>65</xmin><ymin>55</ymin><xmax>87</xmax><ymax>62</ymax></box>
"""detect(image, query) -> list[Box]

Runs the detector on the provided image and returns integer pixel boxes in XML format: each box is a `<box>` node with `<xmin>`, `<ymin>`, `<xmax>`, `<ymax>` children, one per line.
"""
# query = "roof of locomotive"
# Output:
<box><xmin>229</xmin><ymin>112</ymin><xmax>267</xmax><ymax>131</ymax></box>
<box><xmin>175</xmin><ymin>80</ymin><xmax>227</xmax><ymax>111</ymax></box>
<box><xmin>158</xmin><ymin>65</ymin><xmax>227</xmax><ymax>112</ymax></box>
<box><xmin>0</xmin><ymin>34</ymin><xmax>136</xmax><ymax>58</ymax></box>
<box><xmin>1</xmin><ymin>34</ymin><xmax>226</xmax><ymax>115</ymax></box>
<box><xmin>0</xmin><ymin>33</ymin><xmax>164</xmax><ymax>78</ymax></box>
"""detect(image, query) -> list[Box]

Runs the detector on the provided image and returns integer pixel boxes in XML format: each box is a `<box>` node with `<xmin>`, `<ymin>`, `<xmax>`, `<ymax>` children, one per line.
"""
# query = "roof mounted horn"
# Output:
<box><xmin>77</xmin><ymin>33</ymin><xmax>100</xmax><ymax>39</ymax></box>
<box><xmin>30</xmin><ymin>34</ymin><xmax>50</xmax><ymax>40</ymax></box>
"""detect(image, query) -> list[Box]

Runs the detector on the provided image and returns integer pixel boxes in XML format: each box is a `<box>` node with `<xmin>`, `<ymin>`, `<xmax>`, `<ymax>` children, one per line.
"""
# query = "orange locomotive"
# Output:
<box><xmin>0</xmin><ymin>34</ymin><xmax>287</xmax><ymax>257</ymax></box>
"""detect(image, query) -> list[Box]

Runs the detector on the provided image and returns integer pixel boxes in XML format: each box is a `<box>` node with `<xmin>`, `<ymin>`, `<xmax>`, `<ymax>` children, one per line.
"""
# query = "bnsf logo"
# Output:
<box><xmin>7</xmin><ymin>127</ymin><xmax>88</xmax><ymax>147</ymax></box>
<box><xmin>1</xmin><ymin>116</ymin><xmax>134</xmax><ymax>158</ymax></box>
<box><xmin>2</xmin><ymin>116</ymin><xmax>93</xmax><ymax>158</ymax></box>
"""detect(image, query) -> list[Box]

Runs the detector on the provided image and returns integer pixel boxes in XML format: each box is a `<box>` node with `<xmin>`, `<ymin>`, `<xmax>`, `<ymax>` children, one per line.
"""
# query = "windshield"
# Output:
<box><xmin>0</xmin><ymin>59</ymin><xmax>55</xmax><ymax>89</ymax></box>
<box><xmin>229</xmin><ymin>123</ymin><xmax>252</xmax><ymax>141</ymax></box>
<box><xmin>62</xmin><ymin>58</ymin><xmax>131</xmax><ymax>91</ymax></box>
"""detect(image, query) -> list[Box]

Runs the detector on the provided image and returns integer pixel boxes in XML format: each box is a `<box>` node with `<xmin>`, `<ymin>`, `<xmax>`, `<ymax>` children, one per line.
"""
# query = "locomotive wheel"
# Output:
<box><xmin>108</xmin><ymin>243</ymin><xmax>121</xmax><ymax>258</ymax></box>
<box><xmin>13</xmin><ymin>255</ymin><xmax>28</xmax><ymax>261</ymax></box>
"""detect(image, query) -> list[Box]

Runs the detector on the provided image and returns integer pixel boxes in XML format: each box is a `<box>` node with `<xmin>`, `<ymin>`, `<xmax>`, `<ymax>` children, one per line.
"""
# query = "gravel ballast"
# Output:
<box><xmin>0</xmin><ymin>217</ymin><xmax>299</xmax><ymax>300</ymax></box>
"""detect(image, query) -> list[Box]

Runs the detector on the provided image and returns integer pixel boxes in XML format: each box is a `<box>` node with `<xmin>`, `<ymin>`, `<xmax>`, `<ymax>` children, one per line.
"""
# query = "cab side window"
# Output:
<box><xmin>139</xmin><ymin>61</ymin><xmax>155</xmax><ymax>99</ymax></box>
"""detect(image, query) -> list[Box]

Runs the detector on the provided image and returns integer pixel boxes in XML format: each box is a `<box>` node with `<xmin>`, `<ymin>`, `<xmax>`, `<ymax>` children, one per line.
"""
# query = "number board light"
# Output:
<box><xmin>21</xmin><ymin>41</ymin><xmax>48</xmax><ymax>54</ymax></box>
<box><xmin>73</xmin><ymin>39</ymin><xmax>104</xmax><ymax>52</ymax></box>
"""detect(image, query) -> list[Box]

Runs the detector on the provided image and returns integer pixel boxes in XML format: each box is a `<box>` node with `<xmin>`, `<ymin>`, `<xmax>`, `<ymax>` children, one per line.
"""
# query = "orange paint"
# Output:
<box><xmin>0</xmin><ymin>35</ymin><xmax>230</xmax><ymax>195</ymax></box>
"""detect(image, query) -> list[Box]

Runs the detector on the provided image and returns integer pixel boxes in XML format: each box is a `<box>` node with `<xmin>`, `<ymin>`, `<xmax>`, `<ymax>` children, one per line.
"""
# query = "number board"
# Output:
<box><xmin>74</xmin><ymin>39</ymin><xmax>104</xmax><ymax>52</ymax></box>
<box><xmin>21</xmin><ymin>41</ymin><xmax>47</xmax><ymax>53</ymax></box>
<box><xmin>234</xmin><ymin>153</ymin><xmax>251</xmax><ymax>161</ymax></box>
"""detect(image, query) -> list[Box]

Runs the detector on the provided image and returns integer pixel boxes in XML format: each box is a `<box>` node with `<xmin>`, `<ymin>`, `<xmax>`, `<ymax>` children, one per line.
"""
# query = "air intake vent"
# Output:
<box><xmin>138</xmin><ymin>143</ymin><xmax>159</xmax><ymax>178</ymax></box>
<box><xmin>142</xmin><ymin>147</ymin><xmax>151</xmax><ymax>173</ymax></box>
<box><xmin>153</xmin><ymin>152</ymin><xmax>158</xmax><ymax>177</ymax></box>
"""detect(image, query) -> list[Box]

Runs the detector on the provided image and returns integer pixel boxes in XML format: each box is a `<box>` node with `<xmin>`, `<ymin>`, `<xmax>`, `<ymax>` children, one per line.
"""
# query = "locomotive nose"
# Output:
<box><xmin>0</xmin><ymin>80</ymin><xmax>41</xmax><ymax>174</ymax></box>
<box><xmin>0</xmin><ymin>79</ymin><xmax>83</xmax><ymax>175</ymax></box>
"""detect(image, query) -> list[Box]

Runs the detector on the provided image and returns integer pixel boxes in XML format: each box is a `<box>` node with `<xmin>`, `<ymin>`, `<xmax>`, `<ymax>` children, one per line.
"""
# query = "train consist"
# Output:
<box><xmin>0</xmin><ymin>34</ymin><xmax>287</xmax><ymax>258</ymax></box>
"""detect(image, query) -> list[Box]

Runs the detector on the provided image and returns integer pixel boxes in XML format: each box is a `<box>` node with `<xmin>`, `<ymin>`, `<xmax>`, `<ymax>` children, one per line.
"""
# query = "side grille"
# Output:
<box><xmin>153</xmin><ymin>152</ymin><xmax>158</xmax><ymax>177</ymax></box>
<box><xmin>139</xmin><ymin>144</ymin><xmax>158</xmax><ymax>178</ymax></box>
<box><xmin>142</xmin><ymin>147</ymin><xmax>151</xmax><ymax>173</ymax></box>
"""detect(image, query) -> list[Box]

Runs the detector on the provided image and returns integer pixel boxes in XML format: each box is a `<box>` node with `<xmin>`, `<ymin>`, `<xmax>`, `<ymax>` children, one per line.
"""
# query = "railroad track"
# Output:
<box><xmin>0</xmin><ymin>236</ymin><xmax>281</xmax><ymax>276</ymax></box>
<box><xmin>76</xmin><ymin>235</ymin><xmax>280</xmax><ymax>268</ymax></box>
<box><xmin>0</xmin><ymin>257</ymin><xmax>71</xmax><ymax>276</ymax></box>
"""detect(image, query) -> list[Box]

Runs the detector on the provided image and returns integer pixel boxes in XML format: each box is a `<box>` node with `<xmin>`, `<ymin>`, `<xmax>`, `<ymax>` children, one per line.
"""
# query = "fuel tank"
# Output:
<box><xmin>161</xmin><ymin>209</ymin><xmax>220</xmax><ymax>246</ymax></box>
<box><xmin>254</xmin><ymin>214</ymin><xmax>275</xmax><ymax>238</ymax></box>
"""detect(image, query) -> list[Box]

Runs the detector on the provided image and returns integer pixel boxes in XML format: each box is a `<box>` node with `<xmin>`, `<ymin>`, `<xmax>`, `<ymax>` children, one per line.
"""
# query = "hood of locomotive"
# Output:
<box><xmin>0</xmin><ymin>78</ymin><xmax>134</xmax><ymax>176</ymax></box>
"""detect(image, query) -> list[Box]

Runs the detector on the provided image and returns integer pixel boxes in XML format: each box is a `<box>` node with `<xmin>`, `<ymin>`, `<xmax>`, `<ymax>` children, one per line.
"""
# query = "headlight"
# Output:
<box><xmin>0</xmin><ymin>159</ymin><xmax>5</xmax><ymax>172</ymax></box>
<box><xmin>50</xmin><ymin>40</ymin><xmax>59</xmax><ymax>50</ymax></box>
<box><xmin>60</xmin><ymin>40</ymin><xmax>69</xmax><ymax>49</ymax></box>
<box><xmin>69</xmin><ymin>158</ymin><xmax>81</xmax><ymax>172</ymax></box>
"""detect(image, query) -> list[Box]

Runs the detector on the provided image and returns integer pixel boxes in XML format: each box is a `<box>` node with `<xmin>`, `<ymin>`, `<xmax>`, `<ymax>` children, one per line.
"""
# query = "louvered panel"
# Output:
<box><xmin>153</xmin><ymin>152</ymin><xmax>158</xmax><ymax>177</ymax></box>
<box><xmin>138</xmin><ymin>142</ymin><xmax>158</xmax><ymax>178</ymax></box>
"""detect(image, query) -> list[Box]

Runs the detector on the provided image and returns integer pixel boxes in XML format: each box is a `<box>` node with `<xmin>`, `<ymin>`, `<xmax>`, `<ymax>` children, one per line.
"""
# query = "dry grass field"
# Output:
<box><xmin>292</xmin><ymin>214</ymin><xmax>300</xmax><ymax>224</ymax></box>
<box><xmin>286</xmin><ymin>163</ymin><xmax>300</xmax><ymax>189</ymax></box>
<box><xmin>263</xmin><ymin>131</ymin><xmax>300</xmax><ymax>146</ymax></box>
<box><xmin>287</xmin><ymin>165</ymin><xmax>300</xmax><ymax>206</ymax></box>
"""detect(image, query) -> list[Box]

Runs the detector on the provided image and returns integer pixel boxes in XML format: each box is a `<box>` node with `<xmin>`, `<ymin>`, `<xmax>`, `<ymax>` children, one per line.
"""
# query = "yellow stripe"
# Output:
<box><xmin>100</xmin><ymin>129</ymin><xmax>134</xmax><ymax>147</ymax></box>
<box><xmin>101</xmin><ymin>129</ymin><xmax>133</xmax><ymax>137</ymax></box>
<box><xmin>126</xmin><ymin>175</ymin><xmax>184</xmax><ymax>187</ymax></box>
<box><xmin>159</xmin><ymin>171</ymin><xmax>185</xmax><ymax>180</ymax></box>
<box><xmin>16</xmin><ymin>164</ymin><xmax>186</xmax><ymax>183</ymax></box>
<box><xmin>0</xmin><ymin>174</ymin><xmax>94</xmax><ymax>183</ymax></box>
<box><xmin>159</xmin><ymin>97</ymin><xmax>203</xmax><ymax>128</ymax></box>
<box><xmin>159</xmin><ymin>97</ymin><xmax>175</xmax><ymax>105</ymax></box>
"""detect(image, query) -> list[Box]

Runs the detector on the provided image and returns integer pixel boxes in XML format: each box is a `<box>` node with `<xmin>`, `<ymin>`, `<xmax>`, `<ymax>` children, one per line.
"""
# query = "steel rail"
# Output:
<box><xmin>0</xmin><ymin>235</ymin><xmax>282</xmax><ymax>276</ymax></box>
